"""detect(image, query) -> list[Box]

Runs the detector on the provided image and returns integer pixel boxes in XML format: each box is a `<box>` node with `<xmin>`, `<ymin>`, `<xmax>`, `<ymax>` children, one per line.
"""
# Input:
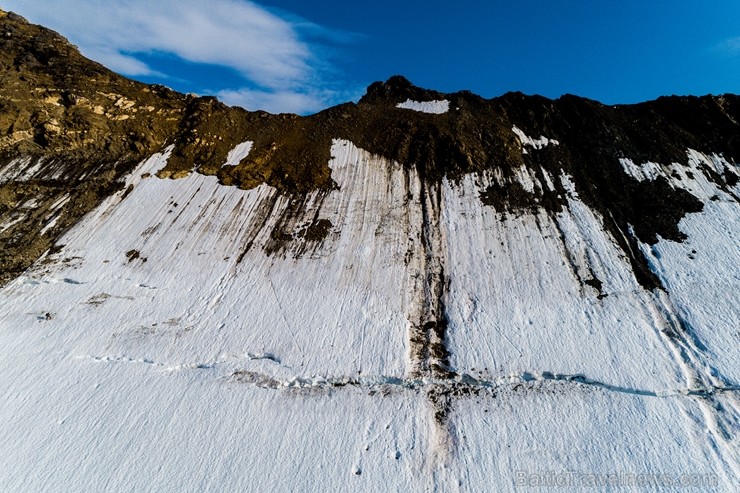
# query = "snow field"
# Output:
<box><xmin>0</xmin><ymin>138</ymin><xmax>737</xmax><ymax>491</ymax></box>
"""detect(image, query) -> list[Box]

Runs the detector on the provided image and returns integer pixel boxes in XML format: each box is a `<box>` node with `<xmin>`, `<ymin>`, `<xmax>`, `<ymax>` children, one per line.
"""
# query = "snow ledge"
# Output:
<box><xmin>396</xmin><ymin>99</ymin><xmax>450</xmax><ymax>114</ymax></box>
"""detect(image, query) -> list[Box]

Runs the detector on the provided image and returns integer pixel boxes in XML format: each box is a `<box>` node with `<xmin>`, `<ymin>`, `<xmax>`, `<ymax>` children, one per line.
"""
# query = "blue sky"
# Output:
<box><xmin>4</xmin><ymin>0</ymin><xmax>740</xmax><ymax>114</ymax></box>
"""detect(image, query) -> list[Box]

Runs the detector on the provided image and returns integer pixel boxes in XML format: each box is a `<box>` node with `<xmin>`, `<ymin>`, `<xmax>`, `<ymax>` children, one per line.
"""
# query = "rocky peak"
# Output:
<box><xmin>360</xmin><ymin>75</ymin><xmax>446</xmax><ymax>105</ymax></box>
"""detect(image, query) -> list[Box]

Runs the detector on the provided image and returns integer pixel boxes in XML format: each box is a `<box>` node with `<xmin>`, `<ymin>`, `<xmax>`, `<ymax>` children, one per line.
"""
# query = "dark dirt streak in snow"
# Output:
<box><xmin>408</xmin><ymin>181</ymin><xmax>450</xmax><ymax>373</ymax></box>
<box><xmin>404</xmin><ymin>175</ymin><xmax>459</xmax><ymax>428</ymax></box>
<box><xmin>264</xmin><ymin>189</ymin><xmax>334</xmax><ymax>258</ymax></box>
<box><xmin>235</xmin><ymin>191</ymin><xmax>280</xmax><ymax>264</ymax></box>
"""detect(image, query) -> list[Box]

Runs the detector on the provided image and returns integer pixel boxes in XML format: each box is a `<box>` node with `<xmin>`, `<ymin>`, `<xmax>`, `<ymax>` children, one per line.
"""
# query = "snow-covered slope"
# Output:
<box><xmin>1</xmin><ymin>137</ymin><xmax>737</xmax><ymax>491</ymax></box>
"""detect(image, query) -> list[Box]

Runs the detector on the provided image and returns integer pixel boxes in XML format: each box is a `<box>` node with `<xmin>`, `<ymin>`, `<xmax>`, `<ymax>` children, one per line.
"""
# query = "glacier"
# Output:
<box><xmin>0</xmin><ymin>139</ymin><xmax>737</xmax><ymax>491</ymax></box>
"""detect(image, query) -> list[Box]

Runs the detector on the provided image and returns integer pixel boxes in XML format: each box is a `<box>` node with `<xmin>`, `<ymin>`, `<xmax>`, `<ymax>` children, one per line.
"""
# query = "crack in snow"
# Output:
<box><xmin>75</xmin><ymin>355</ymin><xmax>739</xmax><ymax>398</ymax></box>
<box><xmin>231</xmin><ymin>370</ymin><xmax>740</xmax><ymax>399</ymax></box>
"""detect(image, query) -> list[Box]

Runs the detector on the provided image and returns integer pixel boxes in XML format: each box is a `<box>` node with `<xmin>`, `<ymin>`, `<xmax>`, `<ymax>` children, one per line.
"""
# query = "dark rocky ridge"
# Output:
<box><xmin>1</xmin><ymin>10</ymin><xmax>739</xmax><ymax>290</ymax></box>
<box><xmin>0</xmin><ymin>10</ymin><xmax>186</xmax><ymax>283</ymax></box>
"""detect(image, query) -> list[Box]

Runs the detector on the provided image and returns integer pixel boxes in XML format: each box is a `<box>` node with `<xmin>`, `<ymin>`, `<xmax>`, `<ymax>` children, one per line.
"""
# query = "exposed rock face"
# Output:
<box><xmin>0</xmin><ymin>10</ymin><xmax>186</xmax><ymax>283</ymax></box>
<box><xmin>0</xmin><ymin>11</ymin><xmax>185</xmax><ymax>157</ymax></box>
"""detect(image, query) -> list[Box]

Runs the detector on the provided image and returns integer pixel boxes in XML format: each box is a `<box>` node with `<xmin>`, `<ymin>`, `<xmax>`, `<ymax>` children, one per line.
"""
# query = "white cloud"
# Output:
<box><xmin>82</xmin><ymin>48</ymin><xmax>159</xmax><ymax>77</ymax></box>
<box><xmin>217</xmin><ymin>88</ymin><xmax>326</xmax><ymax>115</ymax></box>
<box><xmin>3</xmin><ymin>0</ymin><xmax>352</xmax><ymax>113</ymax></box>
<box><xmin>217</xmin><ymin>85</ymin><xmax>365</xmax><ymax>115</ymax></box>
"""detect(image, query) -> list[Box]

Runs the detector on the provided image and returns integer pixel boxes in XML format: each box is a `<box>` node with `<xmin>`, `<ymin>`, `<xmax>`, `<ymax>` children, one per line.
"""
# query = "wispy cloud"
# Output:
<box><xmin>4</xmin><ymin>0</ymin><xmax>356</xmax><ymax>114</ymax></box>
<box><xmin>217</xmin><ymin>88</ymin><xmax>330</xmax><ymax>115</ymax></box>
<box><xmin>216</xmin><ymin>85</ymin><xmax>365</xmax><ymax>115</ymax></box>
<box><xmin>715</xmin><ymin>36</ymin><xmax>740</xmax><ymax>56</ymax></box>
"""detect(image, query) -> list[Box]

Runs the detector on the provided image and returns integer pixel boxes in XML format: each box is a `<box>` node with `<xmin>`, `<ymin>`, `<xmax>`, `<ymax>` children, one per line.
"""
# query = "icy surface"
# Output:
<box><xmin>397</xmin><ymin>99</ymin><xmax>450</xmax><ymax>114</ymax></box>
<box><xmin>451</xmin><ymin>383</ymin><xmax>737</xmax><ymax>490</ymax></box>
<box><xmin>1</xmin><ymin>144</ymin><xmax>415</xmax><ymax>378</ymax></box>
<box><xmin>0</xmin><ymin>140</ymin><xmax>738</xmax><ymax>491</ymax></box>
<box><xmin>618</xmin><ymin>149</ymin><xmax>739</xmax><ymax>386</ymax></box>
<box><xmin>444</xmin><ymin>172</ymin><xmax>687</xmax><ymax>390</ymax></box>
<box><xmin>639</xmin><ymin>184</ymin><xmax>740</xmax><ymax>383</ymax></box>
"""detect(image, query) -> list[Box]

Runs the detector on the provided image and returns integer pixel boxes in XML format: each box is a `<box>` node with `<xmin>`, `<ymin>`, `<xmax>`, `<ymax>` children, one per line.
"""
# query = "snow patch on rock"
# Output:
<box><xmin>512</xmin><ymin>126</ymin><xmax>560</xmax><ymax>153</ymax></box>
<box><xmin>396</xmin><ymin>99</ymin><xmax>450</xmax><ymax>114</ymax></box>
<box><xmin>620</xmin><ymin>149</ymin><xmax>739</xmax><ymax>201</ymax></box>
<box><xmin>619</xmin><ymin>158</ymin><xmax>664</xmax><ymax>182</ymax></box>
<box><xmin>222</xmin><ymin>140</ymin><xmax>253</xmax><ymax>167</ymax></box>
